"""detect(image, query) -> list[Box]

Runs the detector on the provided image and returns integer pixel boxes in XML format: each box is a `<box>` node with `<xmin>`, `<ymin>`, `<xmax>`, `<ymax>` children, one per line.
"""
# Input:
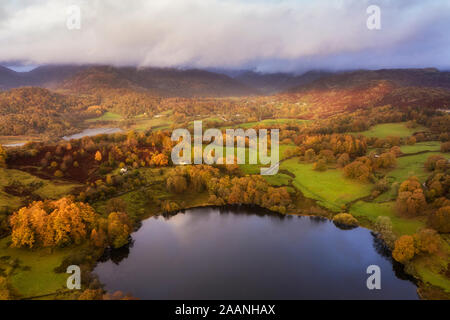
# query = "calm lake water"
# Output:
<box><xmin>94</xmin><ymin>207</ymin><xmax>419</xmax><ymax>300</ymax></box>
<box><xmin>62</xmin><ymin>127</ymin><xmax>123</xmax><ymax>141</ymax></box>
<box><xmin>3</xmin><ymin>142</ymin><xmax>26</xmax><ymax>147</ymax></box>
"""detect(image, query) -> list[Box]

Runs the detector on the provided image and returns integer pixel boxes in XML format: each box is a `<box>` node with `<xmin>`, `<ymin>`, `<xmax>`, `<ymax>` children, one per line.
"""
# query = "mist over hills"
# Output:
<box><xmin>234</xmin><ymin>70</ymin><xmax>333</xmax><ymax>94</ymax></box>
<box><xmin>286</xmin><ymin>68</ymin><xmax>450</xmax><ymax>92</ymax></box>
<box><xmin>0</xmin><ymin>65</ymin><xmax>258</xmax><ymax>97</ymax></box>
<box><xmin>1</xmin><ymin>65</ymin><xmax>450</xmax><ymax>100</ymax></box>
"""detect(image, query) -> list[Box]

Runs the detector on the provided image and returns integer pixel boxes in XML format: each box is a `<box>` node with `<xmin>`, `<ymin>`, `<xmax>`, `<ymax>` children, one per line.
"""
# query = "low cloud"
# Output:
<box><xmin>1</xmin><ymin>0</ymin><xmax>449</xmax><ymax>72</ymax></box>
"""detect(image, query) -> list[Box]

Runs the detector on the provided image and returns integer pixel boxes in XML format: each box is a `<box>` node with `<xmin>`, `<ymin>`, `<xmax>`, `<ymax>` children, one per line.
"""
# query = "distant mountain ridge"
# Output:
<box><xmin>286</xmin><ymin>68</ymin><xmax>450</xmax><ymax>92</ymax></box>
<box><xmin>234</xmin><ymin>70</ymin><xmax>332</xmax><ymax>94</ymax></box>
<box><xmin>0</xmin><ymin>65</ymin><xmax>258</xmax><ymax>97</ymax></box>
<box><xmin>2</xmin><ymin>65</ymin><xmax>450</xmax><ymax>98</ymax></box>
<box><xmin>59</xmin><ymin>66</ymin><xmax>260</xmax><ymax>97</ymax></box>
<box><xmin>283</xmin><ymin>68</ymin><xmax>450</xmax><ymax>113</ymax></box>
<box><xmin>0</xmin><ymin>65</ymin><xmax>88</xmax><ymax>90</ymax></box>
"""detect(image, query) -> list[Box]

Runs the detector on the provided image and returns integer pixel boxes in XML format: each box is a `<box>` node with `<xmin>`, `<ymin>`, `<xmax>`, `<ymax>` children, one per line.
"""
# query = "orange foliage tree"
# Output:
<box><xmin>10</xmin><ymin>197</ymin><xmax>98</xmax><ymax>248</ymax></box>
<box><xmin>428</xmin><ymin>206</ymin><xmax>450</xmax><ymax>233</ymax></box>
<box><xmin>95</xmin><ymin>151</ymin><xmax>102</xmax><ymax>162</ymax></box>
<box><xmin>396</xmin><ymin>177</ymin><xmax>426</xmax><ymax>217</ymax></box>
<box><xmin>392</xmin><ymin>235</ymin><xmax>415</xmax><ymax>263</ymax></box>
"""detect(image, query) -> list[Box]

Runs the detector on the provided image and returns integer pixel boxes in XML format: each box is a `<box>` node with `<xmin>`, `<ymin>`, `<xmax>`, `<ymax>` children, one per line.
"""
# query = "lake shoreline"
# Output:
<box><xmin>94</xmin><ymin>205</ymin><xmax>420</xmax><ymax>300</ymax></box>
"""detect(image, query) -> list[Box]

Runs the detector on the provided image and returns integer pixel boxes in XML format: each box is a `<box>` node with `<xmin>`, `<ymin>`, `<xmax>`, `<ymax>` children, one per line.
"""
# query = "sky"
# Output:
<box><xmin>1</xmin><ymin>0</ymin><xmax>450</xmax><ymax>73</ymax></box>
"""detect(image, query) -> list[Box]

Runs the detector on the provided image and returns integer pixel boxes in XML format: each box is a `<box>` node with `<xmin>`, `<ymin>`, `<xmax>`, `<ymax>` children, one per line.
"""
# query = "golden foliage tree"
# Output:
<box><xmin>396</xmin><ymin>177</ymin><xmax>426</xmax><ymax>217</ymax></box>
<box><xmin>392</xmin><ymin>235</ymin><xmax>415</xmax><ymax>263</ymax></box>
<box><xmin>150</xmin><ymin>153</ymin><xmax>168</xmax><ymax>166</ymax></box>
<box><xmin>343</xmin><ymin>160</ymin><xmax>371</xmax><ymax>182</ymax></box>
<box><xmin>107</xmin><ymin>212</ymin><xmax>132</xmax><ymax>249</ymax></box>
<box><xmin>95</xmin><ymin>151</ymin><xmax>102</xmax><ymax>162</ymax></box>
<box><xmin>413</xmin><ymin>229</ymin><xmax>440</xmax><ymax>255</ymax></box>
<box><xmin>428</xmin><ymin>206</ymin><xmax>450</xmax><ymax>233</ymax></box>
<box><xmin>10</xmin><ymin>198</ymin><xmax>98</xmax><ymax>248</ymax></box>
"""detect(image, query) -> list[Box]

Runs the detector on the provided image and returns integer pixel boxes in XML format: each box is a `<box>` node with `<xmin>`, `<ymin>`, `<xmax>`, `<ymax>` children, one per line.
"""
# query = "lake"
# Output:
<box><xmin>62</xmin><ymin>127</ymin><xmax>123</xmax><ymax>141</ymax></box>
<box><xmin>3</xmin><ymin>142</ymin><xmax>26</xmax><ymax>147</ymax></box>
<box><xmin>94</xmin><ymin>207</ymin><xmax>419</xmax><ymax>300</ymax></box>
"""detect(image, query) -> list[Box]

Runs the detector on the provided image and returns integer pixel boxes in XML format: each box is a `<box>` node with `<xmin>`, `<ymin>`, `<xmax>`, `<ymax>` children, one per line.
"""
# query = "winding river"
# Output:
<box><xmin>94</xmin><ymin>207</ymin><xmax>419</xmax><ymax>299</ymax></box>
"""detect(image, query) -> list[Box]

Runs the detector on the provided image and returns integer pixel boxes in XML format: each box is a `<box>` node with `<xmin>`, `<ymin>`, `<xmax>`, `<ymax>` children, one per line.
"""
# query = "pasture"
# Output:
<box><xmin>280</xmin><ymin>158</ymin><xmax>373</xmax><ymax>211</ymax></box>
<box><xmin>355</xmin><ymin>122</ymin><xmax>426</xmax><ymax>138</ymax></box>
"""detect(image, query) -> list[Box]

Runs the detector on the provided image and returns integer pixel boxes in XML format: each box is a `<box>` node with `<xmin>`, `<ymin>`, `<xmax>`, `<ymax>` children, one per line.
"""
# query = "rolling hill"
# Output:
<box><xmin>287</xmin><ymin>68</ymin><xmax>450</xmax><ymax>91</ymax></box>
<box><xmin>59</xmin><ymin>66</ymin><xmax>259</xmax><ymax>97</ymax></box>
<box><xmin>0</xmin><ymin>65</ymin><xmax>258</xmax><ymax>97</ymax></box>
<box><xmin>283</xmin><ymin>69</ymin><xmax>450</xmax><ymax>113</ymax></box>
<box><xmin>234</xmin><ymin>70</ymin><xmax>332</xmax><ymax>94</ymax></box>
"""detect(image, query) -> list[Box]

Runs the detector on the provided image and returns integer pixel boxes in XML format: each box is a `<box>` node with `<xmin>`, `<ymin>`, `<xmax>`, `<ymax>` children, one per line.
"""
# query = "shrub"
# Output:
<box><xmin>332</xmin><ymin>213</ymin><xmax>358</xmax><ymax>228</ymax></box>
<box><xmin>373</xmin><ymin>216</ymin><xmax>396</xmax><ymax>249</ymax></box>
<box><xmin>312</xmin><ymin>159</ymin><xmax>327</xmax><ymax>171</ymax></box>
<box><xmin>54</xmin><ymin>170</ymin><xmax>64</xmax><ymax>178</ymax></box>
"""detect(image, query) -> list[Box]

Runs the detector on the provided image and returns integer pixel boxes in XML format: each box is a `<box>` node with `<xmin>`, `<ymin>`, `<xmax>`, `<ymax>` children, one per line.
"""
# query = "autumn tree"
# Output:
<box><xmin>425</xmin><ymin>155</ymin><xmax>446</xmax><ymax>171</ymax></box>
<box><xmin>160</xmin><ymin>200</ymin><xmax>181</xmax><ymax>213</ymax></box>
<box><xmin>343</xmin><ymin>160</ymin><xmax>371</xmax><ymax>182</ymax></box>
<box><xmin>45</xmin><ymin>198</ymin><xmax>97</xmax><ymax>247</ymax></box>
<box><xmin>319</xmin><ymin>149</ymin><xmax>335</xmax><ymax>163</ymax></box>
<box><xmin>78</xmin><ymin>289</ymin><xmax>104</xmax><ymax>300</ymax></box>
<box><xmin>392</xmin><ymin>235</ymin><xmax>415</xmax><ymax>263</ymax></box>
<box><xmin>428</xmin><ymin>206</ymin><xmax>450</xmax><ymax>233</ymax></box>
<box><xmin>95</xmin><ymin>151</ymin><xmax>102</xmax><ymax>162</ymax></box>
<box><xmin>375</xmin><ymin>152</ymin><xmax>397</xmax><ymax>169</ymax></box>
<box><xmin>107</xmin><ymin>212</ymin><xmax>132</xmax><ymax>249</ymax></box>
<box><xmin>312</xmin><ymin>159</ymin><xmax>327</xmax><ymax>171</ymax></box>
<box><xmin>10</xmin><ymin>198</ymin><xmax>98</xmax><ymax>248</ymax></box>
<box><xmin>106</xmin><ymin>198</ymin><xmax>128</xmax><ymax>214</ymax></box>
<box><xmin>90</xmin><ymin>228</ymin><xmax>107</xmax><ymax>248</ymax></box>
<box><xmin>337</xmin><ymin>153</ymin><xmax>350</xmax><ymax>168</ymax></box>
<box><xmin>413</xmin><ymin>229</ymin><xmax>440</xmax><ymax>255</ymax></box>
<box><xmin>304</xmin><ymin>148</ymin><xmax>316</xmax><ymax>162</ymax></box>
<box><xmin>441</xmin><ymin>141</ymin><xmax>450</xmax><ymax>153</ymax></box>
<box><xmin>166</xmin><ymin>175</ymin><xmax>188</xmax><ymax>194</ymax></box>
<box><xmin>396</xmin><ymin>177</ymin><xmax>427</xmax><ymax>217</ymax></box>
<box><xmin>150</xmin><ymin>153</ymin><xmax>168</xmax><ymax>166</ymax></box>
<box><xmin>9</xmin><ymin>201</ymin><xmax>46</xmax><ymax>248</ymax></box>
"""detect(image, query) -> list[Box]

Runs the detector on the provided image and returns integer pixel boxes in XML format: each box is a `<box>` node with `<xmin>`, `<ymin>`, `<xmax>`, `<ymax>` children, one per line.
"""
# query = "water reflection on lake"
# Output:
<box><xmin>62</xmin><ymin>127</ymin><xmax>123</xmax><ymax>140</ymax></box>
<box><xmin>94</xmin><ymin>207</ymin><xmax>418</xmax><ymax>300</ymax></box>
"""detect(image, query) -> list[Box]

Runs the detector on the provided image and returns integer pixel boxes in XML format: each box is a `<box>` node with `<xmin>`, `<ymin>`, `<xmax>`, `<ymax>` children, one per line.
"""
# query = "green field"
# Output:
<box><xmin>0</xmin><ymin>168</ymin><xmax>81</xmax><ymax>211</ymax></box>
<box><xmin>131</xmin><ymin>117</ymin><xmax>173</xmax><ymax>131</ymax></box>
<box><xmin>0</xmin><ymin>237</ymin><xmax>74</xmax><ymax>298</ymax></box>
<box><xmin>226</xmin><ymin>118</ymin><xmax>309</xmax><ymax>129</ymax></box>
<box><xmin>389</xmin><ymin>151</ymin><xmax>449</xmax><ymax>182</ymax></box>
<box><xmin>414</xmin><ymin>240</ymin><xmax>450</xmax><ymax>294</ymax></box>
<box><xmin>86</xmin><ymin>111</ymin><xmax>123</xmax><ymax>122</ymax></box>
<box><xmin>389</xmin><ymin>152</ymin><xmax>443</xmax><ymax>182</ymax></box>
<box><xmin>280</xmin><ymin>158</ymin><xmax>373</xmax><ymax>211</ymax></box>
<box><xmin>262</xmin><ymin>173</ymin><xmax>292</xmax><ymax>187</ymax></box>
<box><xmin>355</xmin><ymin>122</ymin><xmax>426</xmax><ymax>138</ymax></box>
<box><xmin>400</xmin><ymin>141</ymin><xmax>441</xmax><ymax>154</ymax></box>
<box><xmin>349</xmin><ymin>201</ymin><xmax>425</xmax><ymax>235</ymax></box>
<box><xmin>86</xmin><ymin>112</ymin><xmax>173</xmax><ymax>132</ymax></box>
<box><xmin>375</xmin><ymin>151</ymin><xmax>449</xmax><ymax>202</ymax></box>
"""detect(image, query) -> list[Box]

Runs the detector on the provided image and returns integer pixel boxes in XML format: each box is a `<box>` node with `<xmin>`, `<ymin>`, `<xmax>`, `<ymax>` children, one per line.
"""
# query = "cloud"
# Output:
<box><xmin>1</xmin><ymin>0</ymin><xmax>449</xmax><ymax>72</ymax></box>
